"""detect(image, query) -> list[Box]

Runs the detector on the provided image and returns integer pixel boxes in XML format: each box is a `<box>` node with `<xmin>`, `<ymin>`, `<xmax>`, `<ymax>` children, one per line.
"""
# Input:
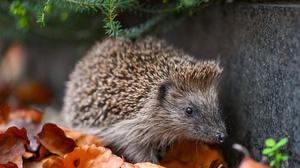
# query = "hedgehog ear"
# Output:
<box><xmin>157</xmin><ymin>80</ymin><xmax>174</xmax><ymax>101</ymax></box>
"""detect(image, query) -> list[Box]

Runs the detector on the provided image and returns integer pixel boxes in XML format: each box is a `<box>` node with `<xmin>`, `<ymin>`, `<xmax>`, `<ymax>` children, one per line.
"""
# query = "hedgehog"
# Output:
<box><xmin>62</xmin><ymin>37</ymin><xmax>227</xmax><ymax>163</ymax></box>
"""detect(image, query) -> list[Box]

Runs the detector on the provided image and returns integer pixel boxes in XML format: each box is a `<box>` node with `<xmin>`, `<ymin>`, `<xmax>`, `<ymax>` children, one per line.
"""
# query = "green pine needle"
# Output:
<box><xmin>3</xmin><ymin>0</ymin><xmax>212</xmax><ymax>39</ymax></box>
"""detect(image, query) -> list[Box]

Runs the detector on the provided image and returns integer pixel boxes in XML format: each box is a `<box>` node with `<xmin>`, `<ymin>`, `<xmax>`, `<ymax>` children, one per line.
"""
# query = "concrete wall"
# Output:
<box><xmin>160</xmin><ymin>3</ymin><xmax>300</xmax><ymax>167</ymax></box>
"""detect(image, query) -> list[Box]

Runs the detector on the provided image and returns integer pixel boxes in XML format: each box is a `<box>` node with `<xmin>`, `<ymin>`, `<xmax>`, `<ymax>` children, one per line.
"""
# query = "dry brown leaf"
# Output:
<box><xmin>134</xmin><ymin>163</ymin><xmax>165</xmax><ymax>168</ymax></box>
<box><xmin>10</xmin><ymin>108</ymin><xmax>43</xmax><ymax>123</ymax></box>
<box><xmin>121</xmin><ymin>162</ymin><xmax>165</xmax><ymax>168</ymax></box>
<box><xmin>0</xmin><ymin>105</ymin><xmax>10</xmax><ymax>124</ymax></box>
<box><xmin>160</xmin><ymin>140</ymin><xmax>227</xmax><ymax>168</ymax></box>
<box><xmin>42</xmin><ymin>156</ymin><xmax>64</xmax><ymax>168</ymax></box>
<box><xmin>0</xmin><ymin>106</ymin><xmax>43</xmax><ymax>125</ymax></box>
<box><xmin>36</xmin><ymin>145</ymin><xmax>50</xmax><ymax>161</ymax></box>
<box><xmin>121</xmin><ymin>162</ymin><xmax>136</xmax><ymax>168</ymax></box>
<box><xmin>1</xmin><ymin>120</ymin><xmax>42</xmax><ymax>151</ymax></box>
<box><xmin>14</xmin><ymin>81</ymin><xmax>51</xmax><ymax>105</ymax></box>
<box><xmin>23</xmin><ymin>156</ymin><xmax>62</xmax><ymax>168</ymax></box>
<box><xmin>0</xmin><ymin>127</ymin><xmax>30</xmax><ymax>167</ymax></box>
<box><xmin>23</xmin><ymin>151</ymin><xmax>35</xmax><ymax>159</ymax></box>
<box><xmin>63</xmin><ymin>145</ymin><xmax>105</xmax><ymax>168</ymax></box>
<box><xmin>0</xmin><ymin>162</ymin><xmax>18</xmax><ymax>168</ymax></box>
<box><xmin>89</xmin><ymin>149</ymin><xmax>124</xmax><ymax>168</ymax></box>
<box><xmin>5</xmin><ymin>127</ymin><xmax>30</xmax><ymax>146</ymax></box>
<box><xmin>63</xmin><ymin>145</ymin><xmax>164</xmax><ymax>168</ymax></box>
<box><xmin>23</xmin><ymin>154</ymin><xmax>61</xmax><ymax>168</ymax></box>
<box><xmin>23</xmin><ymin>161</ymin><xmax>44</xmax><ymax>168</ymax></box>
<box><xmin>238</xmin><ymin>157</ymin><xmax>269</xmax><ymax>168</ymax></box>
<box><xmin>37</xmin><ymin>123</ymin><xmax>76</xmax><ymax>157</ymax></box>
<box><xmin>0</xmin><ymin>107</ymin><xmax>43</xmax><ymax>151</ymax></box>
<box><xmin>63</xmin><ymin>145</ymin><xmax>123</xmax><ymax>168</ymax></box>
<box><xmin>62</xmin><ymin>127</ymin><xmax>104</xmax><ymax>147</ymax></box>
<box><xmin>0</xmin><ymin>83</ymin><xmax>11</xmax><ymax>106</ymax></box>
<box><xmin>0</xmin><ymin>134</ymin><xmax>25</xmax><ymax>168</ymax></box>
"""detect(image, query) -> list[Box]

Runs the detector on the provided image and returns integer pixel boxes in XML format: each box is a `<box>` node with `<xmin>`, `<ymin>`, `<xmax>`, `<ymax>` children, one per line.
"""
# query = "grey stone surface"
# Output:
<box><xmin>160</xmin><ymin>3</ymin><xmax>300</xmax><ymax>167</ymax></box>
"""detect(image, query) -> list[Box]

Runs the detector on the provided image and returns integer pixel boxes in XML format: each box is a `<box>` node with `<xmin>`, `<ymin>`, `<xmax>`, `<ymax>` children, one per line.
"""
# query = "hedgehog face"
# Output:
<box><xmin>157</xmin><ymin>80</ymin><xmax>227</xmax><ymax>144</ymax></box>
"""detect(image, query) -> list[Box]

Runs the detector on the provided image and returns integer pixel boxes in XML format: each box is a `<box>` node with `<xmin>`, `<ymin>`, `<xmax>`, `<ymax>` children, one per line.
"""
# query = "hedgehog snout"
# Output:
<box><xmin>216</xmin><ymin>131</ymin><xmax>227</xmax><ymax>143</ymax></box>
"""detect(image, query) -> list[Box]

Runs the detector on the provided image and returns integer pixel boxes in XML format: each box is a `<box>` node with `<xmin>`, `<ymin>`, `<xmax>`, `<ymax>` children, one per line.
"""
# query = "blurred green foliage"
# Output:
<box><xmin>0</xmin><ymin>0</ymin><xmax>212</xmax><ymax>42</ymax></box>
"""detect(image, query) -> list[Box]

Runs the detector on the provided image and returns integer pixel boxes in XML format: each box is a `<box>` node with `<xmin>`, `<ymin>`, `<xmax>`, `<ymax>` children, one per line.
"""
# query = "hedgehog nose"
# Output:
<box><xmin>216</xmin><ymin>131</ymin><xmax>226</xmax><ymax>143</ymax></box>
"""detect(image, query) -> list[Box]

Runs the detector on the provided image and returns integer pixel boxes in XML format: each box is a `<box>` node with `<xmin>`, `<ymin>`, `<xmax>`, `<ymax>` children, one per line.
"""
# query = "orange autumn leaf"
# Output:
<box><xmin>0</xmin><ymin>162</ymin><xmax>18</xmax><ymax>168</ymax></box>
<box><xmin>63</xmin><ymin>145</ymin><xmax>124</xmax><ymax>168</ymax></box>
<box><xmin>160</xmin><ymin>140</ymin><xmax>227</xmax><ymax>168</ymax></box>
<box><xmin>0</xmin><ymin>133</ymin><xmax>26</xmax><ymax>168</ymax></box>
<box><xmin>0</xmin><ymin>107</ymin><xmax>43</xmax><ymax>151</ymax></box>
<box><xmin>23</xmin><ymin>161</ymin><xmax>44</xmax><ymax>168</ymax></box>
<box><xmin>0</xmin><ymin>83</ymin><xmax>11</xmax><ymax>105</ymax></box>
<box><xmin>5</xmin><ymin>127</ymin><xmax>30</xmax><ymax>146</ymax></box>
<box><xmin>0</xmin><ymin>127</ymin><xmax>30</xmax><ymax>167</ymax></box>
<box><xmin>37</xmin><ymin>123</ymin><xmax>76</xmax><ymax>157</ymax></box>
<box><xmin>42</xmin><ymin>156</ymin><xmax>64</xmax><ymax>168</ymax></box>
<box><xmin>61</xmin><ymin>127</ymin><xmax>104</xmax><ymax>147</ymax></box>
<box><xmin>1</xmin><ymin>120</ymin><xmax>42</xmax><ymax>151</ymax></box>
<box><xmin>0</xmin><ymin>105</ymin><xmax>10</xmax><ymax>124</ymax></box>
<box><xmin>23</xmin><ymin>151</ymin><xmax>35</xmax><ymax>160</ymax></box>
<box><xmin>239</xmin><ymin>157</ymin><xmax>269</xmax><ymax>168</ymax></box>
<box><xmin>133</xmin><ymin>163</ymin><xmax>166</xmax><ymax>168</ymax></box>
<box><xmin>23</xmin><ymin>156</ymin><xmax>62</xmax><ymax>168</ymax></box>
<box><xmin>14</xmin><ymin>81</ymin><xmax>51</xmax><ymax>105</ymax></box>
<box><xmin>36</xmin><ymin>145</ymin><xmax>50</xmax><ymax>161</ymax></box>
<box><xmin>121</xmin><ymin>162</ymin><xmax>165</xmax><ymax>168</ymax></box>
<box><xmin>10</xmin><ymin>108</ymin><xmax>43</xmax><ymax>123</ymax></box>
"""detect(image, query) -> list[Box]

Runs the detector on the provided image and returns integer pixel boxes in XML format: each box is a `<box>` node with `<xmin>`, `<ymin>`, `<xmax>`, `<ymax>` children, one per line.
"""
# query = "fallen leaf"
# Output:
<box><xmin>0</xmin><ymin>162</ymin><xmax>18</xmax><ymax>168</ymax></box>
<box><xmin>14</xmin><ymin>81</ymin><xmax>51</xmax><ymax>105</ymax></box>
<box><xmin>0</xmin><ymin>104</ymin><xmax>10</xmax><ymax>124</ymax></box>
<box><xmin>42</xmin><ymin>156</ymin><xmax>64</xmax><ymax>168</ymax></box>
<box><xmin>160</xmin><ymin>140</ymin><xmax>227</xmax><ymax>168</ymax></box>
<box><xmin>36</xmin><ymin>145</ymin><xmax>50</xmax><ymax>161</ymax></box>
<box><xmin>23</xmin><ymin>151</ymin><xmax>35</xmax><ymax>159</ymax></box>
<box><xmin>37</xmin><ymin>123</ymin><xmax>76</xmax><ymax>156</ymax></box>
<box><xmin>23</xmin><ymin>156</ymin><xmax>59</xmax><ymax>168</ymax></box>
<box><xmin>0</xmin><ymin>107</ymin><xmax>43</xmax><ymax>151</ymax></box>
<box><xmin>62</xmin><ymin>127</ymin><xmax>104</xmax><ymax>147</ymax></box>
<box><xmin>63</xmin><ymin>145</ymin><xmax>123</xmax><ymax>168</ymax></box>
<box><xmin>238</xmin><ymin>157</ymin><xmax>269</xmax><ymax>168</ymax></box>
<box><xmin>5</xmin><ymin>127</ymin><xmax>30</xmax><ymax>146</ymax></box>
<box><xmin>134</xmin><ymin>163</ymin><xmax>165</xmax><ymax>168</ymax></box>
<box><xmin>23</xmin><ymin>161</ymin><xmax>44</xmax><ymax>168</ymax></box>
<box><xmin>10</xmin><ymin>108</ymin><xmax>43</xmax><ymax>123</ymax></box>
<box><xmin>0</xmin><ymin>83</ymin><xmax>11</xmax><ymax>105</ymax></box>
<box><xmin>0</xmin><ymin>133</ymin><xmax>26</xmax><ymax>168</ymax></box>
<box><xmin>0</xmin><ymin>120</ymin><xmax>42</xmax><ymax>151</ymax></box>
<box><xmin>0</xmin><ymin>127</ymin><xmax>30</xmax><ymax>167</ymax></box>
<box><xmin>121</xmin><ymin>162</ymin><xmax>165</xmax><ymax>168</ymax></box>
<box><xmin>121</xmin><ymin>162</ymin><xmax>136</xmax><ymax>168</ymax></box>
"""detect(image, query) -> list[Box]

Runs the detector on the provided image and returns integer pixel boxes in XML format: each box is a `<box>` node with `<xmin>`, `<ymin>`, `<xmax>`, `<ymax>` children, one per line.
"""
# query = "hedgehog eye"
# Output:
<box><xmin>185</xmin><ymin>107</ymin><xmax>194</xmax><ymax>116</ymax></box>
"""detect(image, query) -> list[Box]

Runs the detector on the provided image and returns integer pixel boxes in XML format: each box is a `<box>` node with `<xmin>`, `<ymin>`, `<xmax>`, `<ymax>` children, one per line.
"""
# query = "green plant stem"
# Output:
<box><xmin>276</xmin><ymin>151</ymin><xmax>280</xmax><ymax>168</ymax></box>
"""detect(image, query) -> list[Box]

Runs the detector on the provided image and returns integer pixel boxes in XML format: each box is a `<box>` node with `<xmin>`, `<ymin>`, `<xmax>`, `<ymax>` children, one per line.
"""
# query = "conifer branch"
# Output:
<box><xmin>1</xmin><ymin>0</ymin><xmax>212</xmax><ymax>39</ymax></box>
